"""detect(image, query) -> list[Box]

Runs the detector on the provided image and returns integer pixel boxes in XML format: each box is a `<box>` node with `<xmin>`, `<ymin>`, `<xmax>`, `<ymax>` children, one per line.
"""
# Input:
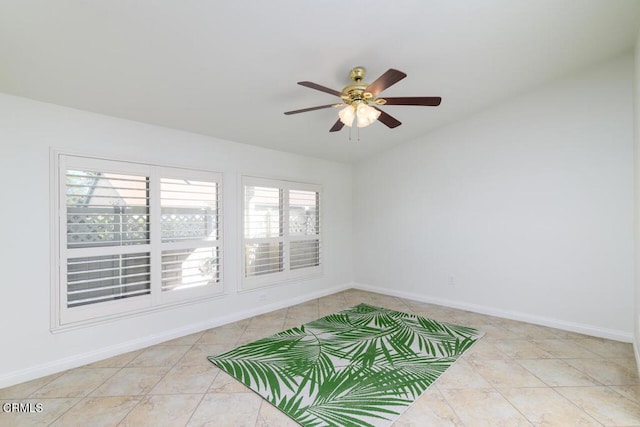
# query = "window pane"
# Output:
<box><xmin>245</xmin><ymin>242</ymin><xmax>283</xmax><ymax>277</ymax></box>
<box><xmin>67</xmin><ymin>252</ymin><xmax>151</xmax><ymax>307</ymax></box>
<box><xmin>66</xmin><ymin>171</ymin><xmax>150</xmax><ymax>248</ymax></box>
<box><xmin>244</xmin><ymin>186</ymin><xmax>282</xmax><ymax>238</ymax></box>
<box><xmin>161</xmin><ymin>178</ymin><xmax>219</xmax><ymax>242</ymax></box>
<box><xmin>290</xmin><ymin>239</ymin><xmax>320</xmax><ymax>270</ymax></box>
<box><xmin>289</xmin><ymin>190</ymin><xmax>319</xmax><ymax>236</ymax></box>
<box><xmin>161</xmin><ymin>247</ymin><xmax>219</xmax><ymax>291</ymax></box>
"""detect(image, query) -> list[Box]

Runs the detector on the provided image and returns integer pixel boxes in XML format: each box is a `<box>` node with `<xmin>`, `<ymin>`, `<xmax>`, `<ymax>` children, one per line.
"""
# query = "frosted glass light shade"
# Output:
<box><xmin>339</xmin><ymin>103</ymin><xmax>381</xmax><ymax>128</ymax></box>
<box><xmin>356</xmin><ymin>103</ymin><xmax>381</xmax><ymax>128</ymax></box>
<box><xmin>338</xmin><ymin>105</ymin><xmax>355</xmax><ymax>127</ymax></box>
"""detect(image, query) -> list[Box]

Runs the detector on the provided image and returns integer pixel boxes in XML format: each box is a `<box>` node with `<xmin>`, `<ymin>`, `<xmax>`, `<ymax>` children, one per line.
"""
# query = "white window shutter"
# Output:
<box><xmin>56</xmin><ymin>154</ymin><xmax>223</xmax><ymax>328</ymax></box>
<box><xmin>242</xmin><ymin>177</ymin><xmax>322</xmax><ymax>289</ymax></box>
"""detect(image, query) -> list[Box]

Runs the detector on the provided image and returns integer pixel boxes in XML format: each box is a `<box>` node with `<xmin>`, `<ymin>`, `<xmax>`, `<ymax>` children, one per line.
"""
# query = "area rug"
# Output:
<box><xmin>208</xmin><ymin>303</ymin><xmax>484</xmax><ymax>427</ymax></box>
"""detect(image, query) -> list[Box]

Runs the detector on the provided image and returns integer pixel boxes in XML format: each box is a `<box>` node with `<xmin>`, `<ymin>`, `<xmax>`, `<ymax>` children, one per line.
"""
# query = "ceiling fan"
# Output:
<box><xmin>284</xmin><ymin>67</ymin><xmax>441</xmax><ymax>132</ymax></box>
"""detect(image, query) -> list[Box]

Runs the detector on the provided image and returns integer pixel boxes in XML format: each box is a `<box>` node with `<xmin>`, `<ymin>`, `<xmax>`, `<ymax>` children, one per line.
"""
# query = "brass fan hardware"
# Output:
<box><xmin>284</xmin><ymin>66</ymin><xmax>442</xmax><ymax>133</ymax></box>
<box><xmin>340</xmin><ymin>67</ymin><xmax>371</xmax><ymax>104</ymax></box>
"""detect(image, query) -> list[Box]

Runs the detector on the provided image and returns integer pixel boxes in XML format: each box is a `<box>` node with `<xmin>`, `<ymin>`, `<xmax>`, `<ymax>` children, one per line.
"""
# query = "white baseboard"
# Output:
<box><xmin>352</xmin><ymin>282</ymin><xmax>633</xmax><ymax>343</ymax></box>
<box><xmin>0</xmin><ymin>282</ymin><xmax>352</xmax><ymax>389</ymax></box>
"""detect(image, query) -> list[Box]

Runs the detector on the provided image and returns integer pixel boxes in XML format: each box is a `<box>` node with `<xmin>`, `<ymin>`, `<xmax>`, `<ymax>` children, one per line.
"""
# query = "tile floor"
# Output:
<box><xmin>1</xmin><ymin>289</ymin><xmax>639</xmax><ymax>426</ymax></box>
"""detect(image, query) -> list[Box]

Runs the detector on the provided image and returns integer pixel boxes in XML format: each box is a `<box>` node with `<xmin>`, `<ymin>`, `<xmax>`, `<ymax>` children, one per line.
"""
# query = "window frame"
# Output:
<box><xmin>241</xmin><ymin>176</ymin><xmax>322</xmax><ymax>290</ymax></box>
<box><xmin>51</xmin><ymin>151</ymin><xmax>223</xmax><ymax>330</ymax></box>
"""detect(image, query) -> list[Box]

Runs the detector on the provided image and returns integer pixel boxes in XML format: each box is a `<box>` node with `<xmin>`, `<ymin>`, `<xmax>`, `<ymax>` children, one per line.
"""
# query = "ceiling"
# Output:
<box><xmin>1</xmin><ymin>1</ymin><xmax>639</xmax><ymax>163</ymax></box>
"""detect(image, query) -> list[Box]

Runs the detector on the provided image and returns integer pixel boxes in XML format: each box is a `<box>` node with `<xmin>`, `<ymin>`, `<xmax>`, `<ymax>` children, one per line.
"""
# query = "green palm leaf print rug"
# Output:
<box><xmin>208</xmin><ymin>303</ymin><xmax>484</xmax><ymax>427</ymax></box>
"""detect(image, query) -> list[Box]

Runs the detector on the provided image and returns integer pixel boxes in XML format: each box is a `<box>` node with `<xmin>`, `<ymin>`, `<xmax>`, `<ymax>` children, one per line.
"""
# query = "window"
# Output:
<box><xmin>54</xmin><ymin>154</ymin><xmax>222</xmax><ymax>328</ymax></box>
<box><xmin>242</xmin><ymin>177</ymin><xmax>321</xmax><ymax>289</ymax></box>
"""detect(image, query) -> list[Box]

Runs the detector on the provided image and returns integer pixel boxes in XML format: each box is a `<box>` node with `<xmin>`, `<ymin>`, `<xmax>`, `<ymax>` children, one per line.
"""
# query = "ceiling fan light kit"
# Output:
<box><xmin>338</xmin><ymin>103</ymin><xmax>381</xmax><ymax>128</ymax></box>
<box><xmin>284</xmin><ymin>66</ymin><xmax>442</xmax><ymax>135</ymax></box>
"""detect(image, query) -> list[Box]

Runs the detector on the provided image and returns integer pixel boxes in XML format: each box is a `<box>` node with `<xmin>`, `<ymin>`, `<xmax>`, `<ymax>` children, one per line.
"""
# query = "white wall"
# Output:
<box><xmin>354</xmin><ymin>54</ymin><xmax>635</xmax><ymax>340</ymax></box>
<box><xmin>0</xmin><ymin>94</ymin><xmax>353</xmax><ymax>387</ymax></box>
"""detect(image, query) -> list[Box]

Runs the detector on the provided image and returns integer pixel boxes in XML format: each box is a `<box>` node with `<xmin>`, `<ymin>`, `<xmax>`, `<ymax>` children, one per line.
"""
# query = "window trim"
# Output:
<box><xmin>241</xmin><ymin>176</ymin><xmax>322</xmax><ymax>290</ymax></box>
<box><xmin>50</xmin><ymin>150</ymin><xmax>223</xmax><ymax>331</ymax></box>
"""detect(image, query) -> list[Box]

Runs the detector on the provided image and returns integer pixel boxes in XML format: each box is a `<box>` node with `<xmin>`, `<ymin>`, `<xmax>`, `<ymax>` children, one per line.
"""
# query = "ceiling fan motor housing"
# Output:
<box><xmin>342</xmin><ymin>67</ymin><xmax>374</xmax><ymax>105</ymax></box>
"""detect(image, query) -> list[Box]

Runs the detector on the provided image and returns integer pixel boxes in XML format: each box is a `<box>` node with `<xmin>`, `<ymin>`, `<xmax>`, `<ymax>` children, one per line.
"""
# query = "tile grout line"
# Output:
<box><xmin>432</xmin><ymin>383</ymin><xmax>469</xmax><ymax>427</ymax></box>
<box><xmin>45</xmin><ymin>365</ymin><xmax>126</xmax><ymax>426</ymax></box>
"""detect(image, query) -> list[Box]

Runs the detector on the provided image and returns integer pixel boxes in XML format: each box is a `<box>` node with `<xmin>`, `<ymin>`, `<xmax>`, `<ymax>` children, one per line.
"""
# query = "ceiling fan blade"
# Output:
<box><xmin>298</xmin><ymin>81</ymin><xmax>343</xmax><ymax>97</ymax></box>
<box><xmin>382</xmin><ymin>96</ymin><xmax>442</xmax><ymax>106</ymax></box>
<box><xmin>284</xmin><ymin>104</ymin><xmax>336</xmax><ymax>115</ymax></box>
<box><xmin>329</xmin><ymin>119</ymin><xmax>344</xmax><ymax>132</ymax></box>
<box><xmin>364</xmin><ymin>69</ymin><xmax>407</xmax><ymax>97</ymax></box>
<box><xmin>374</xmin><ymin>107</ymin><xmax>402</xmax><ymax>128</ymax></box>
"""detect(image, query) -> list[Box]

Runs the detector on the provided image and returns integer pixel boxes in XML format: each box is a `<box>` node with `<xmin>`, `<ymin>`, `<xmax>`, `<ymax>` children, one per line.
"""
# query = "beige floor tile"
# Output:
<box><xmin>187</xmin><ymin>392</ymin><xmax>262</xmax><ymax>427</ymax></box>
<box><xmin>197</xmin><ymin>324</ymin><xmax>246</xmax><ymax>345</ymax></box>
<box><xmin>226</xmin><ymin>318</ymin><xmax>252</xmax><ymax>329</ymax></box>
<box><xmin>286</xmin><ymin>301</ymin><xmax>318</xmax><ymax>317</ymax></box>
<box><xmin>503</xmin><ymin>322</ymin><xmax>562</xmax><ymax>340</ymax></box>
<box><xmin>612</xmin><ymin>357</ymin><xmax>640</xmax><ymax>372</ymax></box>
<box><xmin>410</xmin><ymin>304</ymin><xmax>461</xmax><ymax>319</ymax></box>
<box><xmin>237</xmin><ymin>327</ymin><xmax>281</xmax><ymax>345</ymax></box>
<box><xmin>91</xmin><ymin>367</ymin><xmax>169</xmax><ymax>396</ymax></box>
<box><xmin>0</xmin><ymin>372</ymin><xmax>64</xmax><ymax>399</ymax></box>
<box><xmin>400</xmin><ymin>299</ymin><xmax>438</xmax><ymax>310</ymax></box>
<box><xmin>0</xmin><ymin>398</ymin><xmax>79</xmax><ymax>427</ymax></box>
<box><xmin>517</xmin><ymin>359</ymin><xmax>601</xmax><ymax>387</ymax></box>
<box><xmin>318</xmin><ymin>294</ymin><xmax>347</xmax><ymax>304</ymax></box>
<box><xmin>468</xmin><ymin>359</ymin><xmax>546</xmax><ymax>388</ymax></box>
<box><xmin>565</xmin><ymin>358</ymin><xmax>640</xmax><ymax>386</ymax></box>
<box><xmin>500</xmin><ymin>387</ymin><xmax>601</xmax><ymax>426</ymax></box>
<box><xmin>50</xmin><ymin>396</ymin><xmax>140</xmax><ymax>427</ymax></box>
<box><xmin>126</xmin><ymin>345</ymin><xmax>191</xmax><ymax>368</ymax></box>
<box><xmin>208</xmin><ymin>370</ymin><xmax>253</xmax><ymax>393</ymax></box>
<box><xmin>318</xmin><ymin>296</ymin><xmax>350</xmax><ymax>310</ymax></box>
<box><xmin>246</xmin><ymin>310</ymin><xmax>287</xmax><ymax>330</ymax></box>
<box><xmin>544</xmin><ymin>329</ymin><xmax>594</xmax><ymax>340</ymax></box>
<box><xmin>120</xmin><ymin>394</ymin><xmax>203</xmax><ymax>427</ymax></box>
<box><xmin>447</xmin><ymin>312</ymin><xmax>494</xmax><ymax>330</ymax></box>
<box><xmin>429</xmin><ymin>314</ymin><xmax>470</xmax><ymax>325</ymax></box>
<box><xmin>557</xmin><ymin>386</ymin><xmax>640</xmax><ymax>425</ymax></box>
<box><xmin>436</xmin><ymin>358</ymin><xmax>493</xmax><ymax>389</ymax></box>
<box><xmin>440</xmin><ymin>388</ymin><xmax>532</xmax><ymax>426</ymax></box>
<box><xmin>150</xmin><ymin>365</ymin><xmax>218</xmax><ymax>394</ymax></box>
<box><xmin>255</xmin><ymin>400</ymin><xmax>300</xmax><ymax>427</ymax></box>
<box><xmin>492</xmin><ymin>339</ymin><xmax>552</xmax><ymax>359</ymax></box>
<box><xmin>611</xmin><ymin>385</ymin><xmax>640</xmax><ymax>403</ymax></box>
<box><xmin>491</xmin><ymin>317</ymin><xmax>526</xmax><ymax>330</ymax></box>
<box><xmin>573</xmin><ymin>337</ymin><xmax>636</xmax><ymax>358</ymax></box>
<box><xmin>461</xmin><ymin>339</ymin><xmax>508</xmax><ymax>361</ymax></box>
<box><xmin>531</xmin><ymin>339</ymin><xmax>601</xmax><ymax>359</ymax></box>
<box><xmin>475</xmin><ymin>323</ymin><xmax>522</xmax><ymax>340</ymax></box>
<box><xmin>177</xmin><ymin>344</ymin><xmax>229</xmax><ymax>368</ymax></box>
<box><xmin>244</xmin><ymin>323</ymin><xmax>286</xmax><ymax>336</ymax></box>
<box><xmin>340</xmin><ymin>288</ymin><xmax>374</xmax><ymax>298</ymax></box>
<box><xmin>282</xmin><ymin>315</ymin><xmax>316</xmax><ymax>330</ymax></box>
<box><xmin>393</xmin><ymin>387</ymin><xmax>463</xmax><ymax>426</ymax></box>
<box><xmin>31</xmin><ymin>368</ymin><xmax>118</xmax><ymax>398</ymax></box>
